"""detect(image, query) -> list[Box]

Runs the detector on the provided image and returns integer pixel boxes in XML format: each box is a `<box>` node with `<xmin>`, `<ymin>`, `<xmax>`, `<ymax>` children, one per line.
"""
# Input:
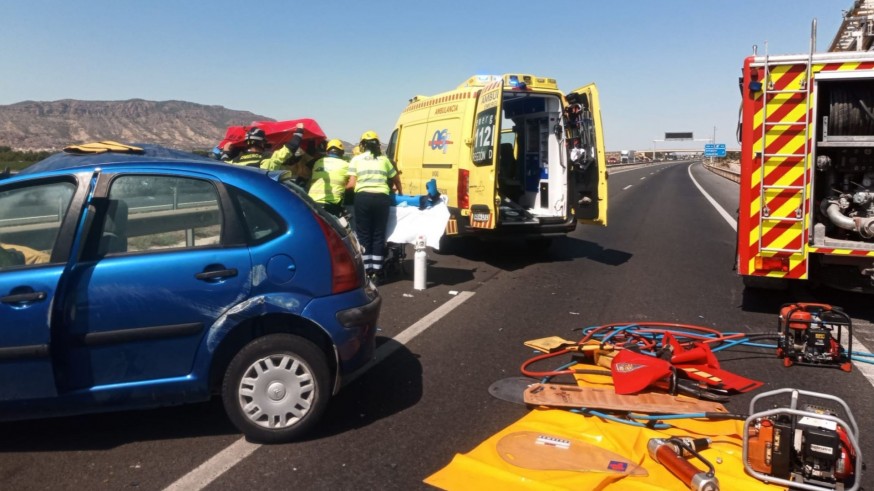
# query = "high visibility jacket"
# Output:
<box><xmin>308</xmin><ymin>155</ymin><xmax>349</xmax><ymax>205</ymax></box>
<box><xmin>228</xmin><ymin>130</ymin><xmax>303</xmax><ymax>171</ymax></box>
<box><xmin>349</xmin><ymin>152</ymin><xmax>397</xmax><ymax>195</ymax></box>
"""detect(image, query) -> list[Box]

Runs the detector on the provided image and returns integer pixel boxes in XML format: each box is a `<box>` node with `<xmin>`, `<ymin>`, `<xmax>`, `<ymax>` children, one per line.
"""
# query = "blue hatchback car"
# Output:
<box><xmin>0</xmin><ymin>144</ymin><xmax>380</xmax><ymax>443</ymax></box>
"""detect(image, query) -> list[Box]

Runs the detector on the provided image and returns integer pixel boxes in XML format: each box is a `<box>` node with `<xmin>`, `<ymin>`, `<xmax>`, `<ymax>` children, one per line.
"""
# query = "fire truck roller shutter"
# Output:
<box><xmin>827</xmin><ymin>81</ymin><xmax>874</xmax><ymax>136</ymax></box>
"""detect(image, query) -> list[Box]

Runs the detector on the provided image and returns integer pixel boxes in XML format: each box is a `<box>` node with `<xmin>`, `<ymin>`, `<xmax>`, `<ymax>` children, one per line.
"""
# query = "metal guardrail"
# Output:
<box><xmin>1</xmin><ymin>203</ymin><xmax>219</xmax><ymax>251</ymax></box>
<box><xmin>704</xmin><ymin>163</ymin><xmax>740</xmax><ymax>183</ymax></box>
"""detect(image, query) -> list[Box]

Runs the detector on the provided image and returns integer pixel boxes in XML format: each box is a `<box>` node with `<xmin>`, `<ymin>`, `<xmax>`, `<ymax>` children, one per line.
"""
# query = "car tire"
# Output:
<box><xmin>222</xmin><ymin>334</ymin><xmax>330</xmax><ymax>443</ymax></box>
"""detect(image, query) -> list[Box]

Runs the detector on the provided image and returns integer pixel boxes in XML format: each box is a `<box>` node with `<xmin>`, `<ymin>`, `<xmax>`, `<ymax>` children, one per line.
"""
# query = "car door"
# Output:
<box><xmin>58</xmin><ymin>172</ymin><xmax>253</xmax><ymax>391</ymax></box>
<box><xmin>566</xmin><ymin>83</ymin><xmax>608</xmax><ymax>226</ymax></box>
<box><xmin>0</xmin><ymin>177</ymin><xmax>85</xmax><ymax>400</ymax></box>
<box><xmin>469</xmin><ymin>79</ymin><xmax>503</xmax><ymax>229</ymax></box>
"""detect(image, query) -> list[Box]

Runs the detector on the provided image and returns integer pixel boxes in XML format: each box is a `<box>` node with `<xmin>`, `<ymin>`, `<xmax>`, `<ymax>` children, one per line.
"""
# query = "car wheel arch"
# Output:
<box><xmin>207</xmin><ymin>313</ymin><xmax>338</xmax><ymax>395</ymax></box>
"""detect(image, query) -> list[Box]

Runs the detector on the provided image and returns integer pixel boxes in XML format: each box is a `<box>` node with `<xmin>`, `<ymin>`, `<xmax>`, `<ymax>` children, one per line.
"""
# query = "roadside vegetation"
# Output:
<box><xmin>0</xmin><ymin>146</ymin><xmax>54</xmax><ymax>171</ymax></box>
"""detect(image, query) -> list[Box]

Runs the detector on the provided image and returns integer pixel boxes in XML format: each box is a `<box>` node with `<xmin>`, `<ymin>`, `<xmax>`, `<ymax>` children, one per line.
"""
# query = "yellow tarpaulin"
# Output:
<box><xmin>425</xmin><ymin>407</ymin><xmax>785</xmax><ymax>490</ymax></box>
<box><xmin>63</xmin><ymin>141</ymin><xmax>144</xmax><ymax>154</ymax></box>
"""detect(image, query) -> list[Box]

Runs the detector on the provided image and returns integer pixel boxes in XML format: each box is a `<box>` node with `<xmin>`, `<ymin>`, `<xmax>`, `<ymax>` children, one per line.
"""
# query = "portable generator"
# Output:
<box><xmin>777</xmin><ymin>303</ymin><xmax>853</xmax><ymax>372</ymax></box>
<box><xmin>744</xmin><ymin>389</ymin><xmax>861</xmax><ymax>491</ymax></box>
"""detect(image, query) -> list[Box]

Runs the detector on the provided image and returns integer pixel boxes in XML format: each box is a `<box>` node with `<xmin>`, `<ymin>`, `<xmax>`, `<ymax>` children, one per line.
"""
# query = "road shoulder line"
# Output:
<box><xmin>163</xmin><ymin>291</ymin><xmax>476</xmax><ymax>491</ymax></box>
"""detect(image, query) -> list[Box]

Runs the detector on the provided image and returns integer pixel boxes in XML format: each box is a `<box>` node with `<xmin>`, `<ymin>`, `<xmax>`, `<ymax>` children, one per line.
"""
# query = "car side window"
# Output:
<box><xmin>104</xmin><ymin>175</ymin><xmax>222</xmax><ymax>254</ymax></box>
<box><xmin>231</xmin><ymin>189</ymin><xmax>283</xmax><ymax>244</ymax></box>
<box><xmin>0</xmin><ymin>180</ymin><xmax>77</xmax><ymax>269</ymax></box>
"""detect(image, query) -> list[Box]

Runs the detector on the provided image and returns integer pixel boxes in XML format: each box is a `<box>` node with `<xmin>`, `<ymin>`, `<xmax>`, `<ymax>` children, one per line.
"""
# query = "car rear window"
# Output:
<box><xmin>278</xmin><ymin>174</ymin><xmax>349</xmax><ymax>239</ymax></box>
<box><xmin>230</xmin><ymin>188</ymin><xmax>285</xmax><ymax>245</ymax></box>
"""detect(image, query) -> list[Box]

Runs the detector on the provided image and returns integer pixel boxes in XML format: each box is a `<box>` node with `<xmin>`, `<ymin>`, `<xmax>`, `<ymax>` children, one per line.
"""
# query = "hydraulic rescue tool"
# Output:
<box><xmin>744</xmin><ymin>388</ymin><xmax>861</xmax><ymax>491</ymax></box>
<box><xmin>777</xmin><ymin>303</ymin><xmax>853</xmax><ymax>372</ymax></box>
<box><xmin>648</xmin><ymin>437</ymin><xmax>719</xmax><ymax>491</ymax></box>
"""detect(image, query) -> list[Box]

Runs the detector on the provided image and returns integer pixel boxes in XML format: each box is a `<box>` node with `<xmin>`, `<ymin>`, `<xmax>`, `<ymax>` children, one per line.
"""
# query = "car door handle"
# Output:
<box><xmin>1</xmin><ymin>291</ymin><xmax>47</xmax><ymax>304</ymax></box>
<box><xmin>195</xmin><ymin>268</ymin><xmax>238</xmax><ymax>281</ymax></box>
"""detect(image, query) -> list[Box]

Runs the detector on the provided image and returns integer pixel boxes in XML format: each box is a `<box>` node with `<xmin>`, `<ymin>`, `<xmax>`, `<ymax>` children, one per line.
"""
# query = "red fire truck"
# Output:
<box><xmin>737</xmin><ymin>17</ymin><xmax>874</xmax><ymax>292</ymax></box>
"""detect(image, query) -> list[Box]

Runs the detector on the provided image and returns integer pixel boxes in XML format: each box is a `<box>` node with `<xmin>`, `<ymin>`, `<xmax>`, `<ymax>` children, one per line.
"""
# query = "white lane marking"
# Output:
<box><xmin>689</xmin><ymin>162</ymin><xmax>874</xmax><ymax>384</ymax></box>
<box><xmin>622</xmin><ymin>185</ymin><xmax>633</xmax><ymax>191</ymax></box>
<box><xmin>164</xmin><ymin>439</ymin><xmax>260</xmax><ymax>491</ymax></box>
<box><xmin>163</xmin><ymin>291</ymin><xmax>475</xmax><ymax>491</ymax></box>
<box><xmin>687</xmin><ymin>163</ymin><xmax>737</xmax><ymax>232</ymax></box>
<box><xmin>640</xmin><ymin>177</ymin><xmax>646</xmax><ymax>180</ymax></box>
<box><xmin>343</xmin><ymin>291</ymin><xmax>476</xmax><ymax>386</ymax></box>
<box><xmin>840</xmin><ymin>324</ymin><xmax>874</xmax><ymax>383</ymax></box>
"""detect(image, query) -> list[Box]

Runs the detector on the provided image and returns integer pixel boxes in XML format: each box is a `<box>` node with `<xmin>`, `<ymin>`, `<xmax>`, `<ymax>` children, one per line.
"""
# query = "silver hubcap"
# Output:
<box><xmin>238</xmin><ymin>354</ymin><xmax>315</xmax><ymax>429</ymax></box>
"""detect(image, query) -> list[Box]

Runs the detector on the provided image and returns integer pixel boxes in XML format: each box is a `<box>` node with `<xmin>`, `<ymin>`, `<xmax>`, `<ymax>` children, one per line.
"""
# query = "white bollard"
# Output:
<box><xmin>413</xmin><ymin>235</ymin><xmax>427</xmax><ymax>290</ymax></box>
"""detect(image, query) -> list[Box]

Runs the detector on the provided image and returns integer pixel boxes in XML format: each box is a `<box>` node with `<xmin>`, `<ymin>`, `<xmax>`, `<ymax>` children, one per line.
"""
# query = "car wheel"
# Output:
<box><xmin>222</xmin><ymin>334</ymin><xmax>330</xmax><ymax>443</ymax></box>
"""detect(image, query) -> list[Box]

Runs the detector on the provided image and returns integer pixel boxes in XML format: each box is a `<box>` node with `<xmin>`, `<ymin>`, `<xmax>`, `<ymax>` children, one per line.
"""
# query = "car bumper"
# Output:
<box><xmin>304</xmin><ymin>285</ymin><xmax>380</xmax><ymax>376</ymax></box>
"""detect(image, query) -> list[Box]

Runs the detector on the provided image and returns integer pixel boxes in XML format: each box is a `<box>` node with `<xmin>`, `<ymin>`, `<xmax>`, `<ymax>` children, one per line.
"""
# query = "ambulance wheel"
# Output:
<box><xmin>222</xmin><ymin>334</ymin><xmax>330</xmax><ymax>443</ymax></box>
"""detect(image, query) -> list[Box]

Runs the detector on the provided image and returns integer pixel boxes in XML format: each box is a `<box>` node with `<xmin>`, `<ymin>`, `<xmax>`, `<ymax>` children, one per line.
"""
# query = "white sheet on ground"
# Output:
<box><xmin>386</xmin><ymin>200</ymin><xmax>450</xmax><ymax>250</ymax></box>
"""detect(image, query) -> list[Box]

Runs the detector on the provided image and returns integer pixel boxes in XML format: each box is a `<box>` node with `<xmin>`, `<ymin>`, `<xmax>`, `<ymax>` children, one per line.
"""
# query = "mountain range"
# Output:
<box><xmin>0</xmin><ymin>99</ymin><xmax>290</xmax><ymax>152</ymax></box>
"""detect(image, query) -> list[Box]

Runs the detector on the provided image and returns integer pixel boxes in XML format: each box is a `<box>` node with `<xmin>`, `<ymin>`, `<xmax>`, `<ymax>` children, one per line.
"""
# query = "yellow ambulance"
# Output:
<box><xmin>385</xmin><ymin>74</ymin><xmax>607</xmax><ymax>248</ymax></box>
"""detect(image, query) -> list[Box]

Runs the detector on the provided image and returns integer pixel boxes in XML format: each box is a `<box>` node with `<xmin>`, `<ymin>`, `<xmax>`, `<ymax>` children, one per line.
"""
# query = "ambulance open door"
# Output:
<box><xmin>566</xmin><ymin>84</ymin><xmax>608</xmax><ymax>226</ymax></box>
<box><xmin>468</xmin><ymin>80</ymin><xmax>502</xmax><ymax>230</ymax></box>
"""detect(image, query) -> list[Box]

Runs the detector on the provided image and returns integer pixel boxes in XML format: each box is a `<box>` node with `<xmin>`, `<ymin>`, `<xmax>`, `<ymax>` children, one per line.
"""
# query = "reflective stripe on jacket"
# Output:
<box><xmin>229</xmin><ymin>144</ymin><xmax>294</xmax><ymax>171</ymax></box>
<box><xmin>349</xmin><ymin>152</ymin><xmax>396</xmax><ymax>195</ymax></box>
<box><xmin>308</xmin><ymin>155</ymin><xmax>349</xmax><ymax>204</ymax></box>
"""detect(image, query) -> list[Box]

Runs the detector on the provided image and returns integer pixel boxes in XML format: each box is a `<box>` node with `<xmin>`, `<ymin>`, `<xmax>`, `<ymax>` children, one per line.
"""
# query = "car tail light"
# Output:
<box><xmin>458</xmin><ymin>169</ymin><xmax>469</xmax><ymax>210</ymax></box>
<box><xmin>315</xmin><ymin>216</ymin><xmax>362</xmax><ymax>294</ymax></box>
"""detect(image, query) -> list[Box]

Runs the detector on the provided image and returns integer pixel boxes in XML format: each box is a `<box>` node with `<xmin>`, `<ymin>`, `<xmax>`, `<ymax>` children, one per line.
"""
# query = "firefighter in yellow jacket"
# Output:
<box><xmin>308</xmin><ymin>139</ymin><xmax>349</xmax><ymax>217</ymax></box>
<box><xmin>347</xmin><ymin>131</ymin><xmax>402</xmax><ymax>281</ymax></box>
<box><xmin>226</xmin><ymin>123</ymin><xmax>305</xmax><ymax>171</ymax></box>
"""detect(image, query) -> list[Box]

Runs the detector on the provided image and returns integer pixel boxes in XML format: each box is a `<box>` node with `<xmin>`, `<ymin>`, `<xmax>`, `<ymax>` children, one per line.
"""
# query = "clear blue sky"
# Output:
<box><xmin>0</xmin><ymin>0</ymin><xmax>850</xmax><ymax>151</ymax></box>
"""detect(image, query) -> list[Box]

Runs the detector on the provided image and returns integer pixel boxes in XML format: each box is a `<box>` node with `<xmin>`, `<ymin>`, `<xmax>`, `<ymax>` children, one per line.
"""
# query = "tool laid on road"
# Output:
<box><xmin>744</xmin><ymin>388</ymin><xmax>862</xmax><ymax>491</ymax></box>
<box><xmin>496</xmin><ymin>431</ymin><xmax>648</xmax><ymax>476</ymax></box>
<box><xmin>660</xmin><ymin>332</ymin><xmax>764</xmax><ymax>393</ymax></box>
<box><xmin>523</xmin><ymin>382</ymin><xmax>730</xmax><ymax>414</ymax></box>
<box><xmin>777</xmin><ymin>303</ymin><xmax>853</xmax><ymax>372</ymax></box>
<box><xmin>521</xmin><ymin>323</ymin><xmax>763</xmax><ymax>402</ymax></box>
<box><xmin>649</xmin><ymin>437</ymin><xmax>719</xmax><ymax>491</ymax></box>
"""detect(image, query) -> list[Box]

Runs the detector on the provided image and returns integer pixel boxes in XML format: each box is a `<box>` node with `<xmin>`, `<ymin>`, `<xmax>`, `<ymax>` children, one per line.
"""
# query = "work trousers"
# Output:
<box><xmin>354</xmin><ymin>191</ymin><xmax>392</xmax><ymax>273</ymax></box>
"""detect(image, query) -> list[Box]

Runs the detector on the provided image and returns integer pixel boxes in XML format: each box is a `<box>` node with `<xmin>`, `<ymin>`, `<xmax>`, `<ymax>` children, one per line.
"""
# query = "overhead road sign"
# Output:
<box><xmin>665</xmin><ymin>132</ymin><xmax>693</xmax><ymax>140</ymax></box>
<box><xmin>704</xmin><ymin>143</ymin><xmax>726</xmax><ymax>157</ymax></box>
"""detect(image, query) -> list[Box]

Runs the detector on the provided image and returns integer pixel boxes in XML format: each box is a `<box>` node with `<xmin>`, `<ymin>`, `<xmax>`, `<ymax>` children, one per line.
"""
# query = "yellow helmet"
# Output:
<box><xmin>360</xmin><ymin>130</ymin><xmax>380</xmax><ymax>143</ymax></box>
<box><xmin>325</xmin><ymin>139</ymin><xmax>344</xmax><ymax>153</ymax></box>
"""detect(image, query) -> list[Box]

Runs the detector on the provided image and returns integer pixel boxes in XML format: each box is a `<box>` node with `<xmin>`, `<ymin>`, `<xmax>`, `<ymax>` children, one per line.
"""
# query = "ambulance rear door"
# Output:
<box><xmin>566</xmin><ymin>84</ymin><xmax>608</xmax><ymax>226</ymax></box>
<box><xmin>468</xmin><ymin>80</ymin><xmax>502</xmax><ymax>230</ymax></box>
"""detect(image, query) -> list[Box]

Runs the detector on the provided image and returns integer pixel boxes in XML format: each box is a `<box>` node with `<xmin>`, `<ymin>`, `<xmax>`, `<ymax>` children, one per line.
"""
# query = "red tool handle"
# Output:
<box><xmin>648</xmin><ymin>439</ymin><xmax>719</xmax><ymax>491</ymax></box>
<box><xmin>655</xmin><ymin>444</ymin><xmax>699</xmax><ymax>485</ymax></box>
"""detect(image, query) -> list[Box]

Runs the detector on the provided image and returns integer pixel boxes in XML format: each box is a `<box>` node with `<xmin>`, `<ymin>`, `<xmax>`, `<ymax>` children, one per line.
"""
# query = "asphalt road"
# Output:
<box><xmin>2</xmin><ymin>161</ymin><xmax>873</xmax><ymax>490</ymax></box>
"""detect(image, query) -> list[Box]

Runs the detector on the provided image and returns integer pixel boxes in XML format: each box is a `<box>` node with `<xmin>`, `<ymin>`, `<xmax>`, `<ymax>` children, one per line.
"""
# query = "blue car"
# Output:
<box><xmin>0</xmin><ymin>144</ymin><xmax>380</xmax><ymax>443</ymax></box>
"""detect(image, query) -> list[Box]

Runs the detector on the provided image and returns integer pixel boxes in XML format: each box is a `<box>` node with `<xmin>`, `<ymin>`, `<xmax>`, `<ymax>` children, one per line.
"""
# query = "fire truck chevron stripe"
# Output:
<box><xmin>762</xmin><ymin>157</ymin><xmax>804</xmax><ymax>187</ymax></box>
<box><xmin>769</xmin><ymin>64</ymin><xmax>806</xmax><ymax>90</ymax></box>
<box><xmin>809</xmin><ymin>247</ymin><xmax>874</xmax><ymax>256</ymax></box>
<box><xmin>761</xmin><ymin>222</ymin><xmax>803</xmax><ymax>250</ymax></box>
<box><xmin>743</xmin><ymin>59</ymin><xmax>874</xmax><ymax>279</ymax></box>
